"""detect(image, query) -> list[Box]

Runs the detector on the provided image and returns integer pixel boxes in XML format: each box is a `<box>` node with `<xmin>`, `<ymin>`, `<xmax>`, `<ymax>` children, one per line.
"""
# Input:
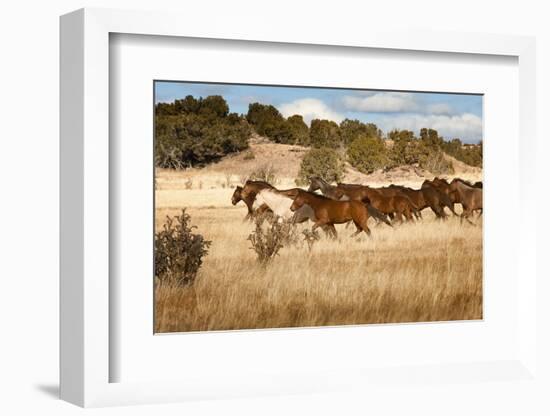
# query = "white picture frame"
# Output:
<box><xmin>60</xmin><ymin>8</ymin><xmax>538</xmax><ymax>408</ymax></box>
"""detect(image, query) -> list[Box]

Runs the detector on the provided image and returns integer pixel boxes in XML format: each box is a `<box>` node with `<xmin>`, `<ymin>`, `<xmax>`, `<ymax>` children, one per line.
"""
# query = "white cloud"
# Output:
<box><xmin>427</xmin><ymin>103</ymin><xmax>453</xmax><ymax>115</ymax></box>
<box><xmin>278</xmin><ymin>98</ymin><xmax>344</xmax><ymax>124</ymax></box>
<box><xmin>377</xmin><ymin>113</ymin><xmax>482</xmax><ymax>143</ymax></box>
<box><xmin>342</xmin><ymin>92</ymin><xmax>419</xmax><ymax>113</ymax></box>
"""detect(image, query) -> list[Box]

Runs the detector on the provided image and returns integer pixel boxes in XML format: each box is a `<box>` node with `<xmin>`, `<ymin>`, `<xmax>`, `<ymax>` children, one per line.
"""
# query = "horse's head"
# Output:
<box><xmin>421</xmin><ymin>179</ymin><xmax>433</xmax><ymax>189</ymax></box>
<box><xmin>448</xmin><ymin>178</ymin><xmax>460</xmax><ymax>191</ymax></box>
<box><xmin>290</xmin><ymin>192</ymin><xmax>306</xmax><ymax>212</ymax></box>
<box><xmin>231</xmin><ymin>186</ymin><xmax>243</xmax><ymax>205</ymax></box>
<box><xmin>307</xmin><ymin>176</ymin><xmax>322</xmax><ymax>193</ymax></box>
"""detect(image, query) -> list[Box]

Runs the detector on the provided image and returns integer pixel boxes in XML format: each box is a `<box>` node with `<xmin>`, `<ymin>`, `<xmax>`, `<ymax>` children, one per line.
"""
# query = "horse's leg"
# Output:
<box><xmin>360</xmin><ymin>218</ymin><xmax>372</xmax><ymax>237</ymax></box>
<box><xmin>404</xmin><ymin>207</ymin><xmax>413</xmax><ymax>222</ymax></box>
<box><xmin>395</xmin><ymin>211</ymin><xmax>403</xmax><ymax>224</ymax></box>
<box><xmin>430</xmin><ymin>206</ymin><xmax>441</xmax><ymax>219</ymax></box>
<box><xmin>315</xmin><ymin>219</ymin><xmax>336</xmax><ymax>238</ymax></box>
<box><xmin>327</xmin><ymin>224</ymin><xmax>338</xmax><ymax>239</ymax></box>
<box><xmin>462</xmin><ymin>208</ymin><xmax>475</xmax><ymax>226</ymax></box>
<box><xmin>459</xmin><ymin>207</ymin><xmax>473</xmax><ymax>225</ymax></box>
<box><xmin>351</xmin><ymin>220</ymin><xmax>363</xmax><ymax>237</ymax></box>
<box><xmin>438</xmin><ymin>205</ymin><xmax>448</xmax><ymax>220</ymax></box>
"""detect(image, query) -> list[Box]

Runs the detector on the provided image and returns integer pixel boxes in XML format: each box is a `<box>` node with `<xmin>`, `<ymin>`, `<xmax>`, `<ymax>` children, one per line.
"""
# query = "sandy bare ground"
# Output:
<box><xmin>155</xmin><ymin>166</ymin><xmax>482</xmax><ymax>333</ymax></box>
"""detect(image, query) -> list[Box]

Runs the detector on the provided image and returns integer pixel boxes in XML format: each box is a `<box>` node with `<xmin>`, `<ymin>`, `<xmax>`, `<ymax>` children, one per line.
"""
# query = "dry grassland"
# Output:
<box><xmin>155</xmin><ymin>168</ymin><xmax>482</xmax><ymax>333</ymax></box>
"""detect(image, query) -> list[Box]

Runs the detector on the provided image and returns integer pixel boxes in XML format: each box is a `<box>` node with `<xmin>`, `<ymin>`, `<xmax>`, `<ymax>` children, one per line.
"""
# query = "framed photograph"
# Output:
<box><xmin>60</xmin><ymin>8</ymin><xmax>538</xmax><ymax>408</ymax></box>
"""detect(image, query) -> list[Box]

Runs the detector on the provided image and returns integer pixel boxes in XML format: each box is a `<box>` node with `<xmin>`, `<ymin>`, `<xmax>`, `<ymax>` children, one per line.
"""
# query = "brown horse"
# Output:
<box><xmin>290</xmin><ymin>190</ymin><xmax>371</xmax><ymax>238</ymax></box>
<box><xmin>448</xmin><ymin>179</ymin><xmax>483</xmax><ymax>223</ymax></box>
<box><xmin>335</xmin><ymin>181</ymin><xmax>420</xmax><ymax>222</ymax></box>
<box><xmin>307</xmin><ymin>177</ymin><xmax>392</xmax><ymax>226</ymax></box>
<box><xmin>390</xmin><ymin>184</ymin><xmax>456</xmax><ymax>219</ymax></box>
<box><xmin>231</xmin><ymin>180</ymin><xmax>274</xmax><ymax>220</ymax></box>
<box><xmin>358</xmin><ymin>187</ymin><xmax>418</xmax><ymax>223</ymax></box>
<box><xmin>421</xmin><ymin>179</ymin><xmax>459</xmax><ymax>217</ymax></box>
<box><xmin>324</xmin><ymin>180</ymin><xmax>419</xmax><ymax>223</ymax></box>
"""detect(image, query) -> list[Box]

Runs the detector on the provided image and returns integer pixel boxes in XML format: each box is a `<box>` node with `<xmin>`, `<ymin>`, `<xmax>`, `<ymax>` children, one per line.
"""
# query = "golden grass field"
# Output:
<box><xmin>155</xmin><ymin>158</ymin><xmax>483</xmax><ymax>333</ymax></box>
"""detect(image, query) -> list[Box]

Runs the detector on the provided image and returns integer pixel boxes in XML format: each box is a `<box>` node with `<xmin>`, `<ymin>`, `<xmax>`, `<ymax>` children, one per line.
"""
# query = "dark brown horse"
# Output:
<box><xmin>389</xmin><ymin>184</ymin><xmax>456</xmax><ymax>219</ymax></box>
<box><xmin>290</xmin><ymin>190</ymin><xmax>371</xmax><ymax>238</ymax></box>
<box><xmin>336</xmin><ymin>181</ymin><xmax>420</xmax><ymax>221</ymax></box>
<box><xmin>307</xmin><ymin>177</ymin><xmax>392</xmax><ymax>226</ymax></box>
<box><xmin>448</xmin><ymin>179</ymin><xmax>483</xmax><ymax>223</ymax></box>
<box><xmin>357</xmin><ymin>187</ymin><xmax>418</xmax><ymax>223</ymax></box>
<box><xmin>421</xmin><ymin>179</ymin><xmax>459</xmax><ymax>217</ymax></box>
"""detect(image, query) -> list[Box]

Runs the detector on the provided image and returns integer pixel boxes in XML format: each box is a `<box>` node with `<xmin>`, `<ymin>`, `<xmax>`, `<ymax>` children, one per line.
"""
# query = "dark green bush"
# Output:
<box><xmin>296</xmin><ymin>147</ymin><xmax>344</xmax><ymax>186</ymax></box>
<box><xmin>155</xmin><ymin>95</ymin><xmax>251</xmax><ymax>168</ymax></box>
<box><xmin>387</xmin><ymin>129</ymin><xmax>417</xmax><ymax>167</ymax></box>
<box><xmin>246</xmin><ymin>103</ymin><xmax>290</xmax><ymax>143</ymax></box>
<box><xmin>340</xmin><ymin>119</ymin><xmax>381</xmax><ymax>146</ymax></box>
<box><xmin>441</xmin><ymin>138</ymin><xmax>482</xmax><ymax>167</ymax></box>
<box><xmin>347</xmin><ymin>135</ymin><xmax>389</xmax><ymax>174</ymax></box>
<box><xmin>285</xmin><ymin>114</ymin><xmax>310</xmax><ymax>145</ymax></box>
<box><xmin>155</xmin><ymin>209</ymin><xmax>211</xmax><ymax>286</ymax></box>
<box><xmin>309</xmin><ymin>119</ymin><xmax>341</xmax><ymax>148</ymax></box>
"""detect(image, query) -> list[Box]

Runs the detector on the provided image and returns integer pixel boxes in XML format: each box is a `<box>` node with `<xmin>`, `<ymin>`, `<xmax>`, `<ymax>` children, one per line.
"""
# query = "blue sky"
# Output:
<box><xmin>155</xmin><ymin>81</ymin><xmax>483</xmax><ymax>143</ymax></box>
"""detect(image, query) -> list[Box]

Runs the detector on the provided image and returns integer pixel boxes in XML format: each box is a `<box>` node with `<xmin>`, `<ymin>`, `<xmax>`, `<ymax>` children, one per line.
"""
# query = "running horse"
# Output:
<box><xmin>307</xmin><ymin>177</ymin><xmax>392</xmax><ymax>226</ymax></box>
<box><xmin>231</xmin><ymin>180</ymin><xmax>273</xmax><ymax>221</ymax></box>
<box><xmin>448</xmin><ymin>178</ymin><xmax>483</xmax><ymax>224</ymax></box>
<box><xmin>290</xmin><ymin>190</ymin><xmax>371</xmax><ymax>239</ymax></box>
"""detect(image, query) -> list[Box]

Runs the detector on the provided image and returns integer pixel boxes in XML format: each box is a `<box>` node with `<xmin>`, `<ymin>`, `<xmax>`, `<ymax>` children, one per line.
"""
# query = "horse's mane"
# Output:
<box><xmin>337</xmin><ymin>182</ymin><xmax>364</xmax><ymax>188</ymax></box>
<box><xmin>245</xmin><ymin>179</ymin><xmax>275</xmax><ymax>188</ymax></box>
<box><xmin>297</xmin><ymin>189</ymin><xmax>333</xmax><ymax>201</ymax></box>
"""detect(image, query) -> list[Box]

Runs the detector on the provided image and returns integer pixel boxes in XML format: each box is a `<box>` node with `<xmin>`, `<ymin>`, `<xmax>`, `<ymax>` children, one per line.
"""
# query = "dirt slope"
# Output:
<box><xmin>155</xmin><ymin>135</ymin><xmax>482</xmax><ymax>190</ymax></box>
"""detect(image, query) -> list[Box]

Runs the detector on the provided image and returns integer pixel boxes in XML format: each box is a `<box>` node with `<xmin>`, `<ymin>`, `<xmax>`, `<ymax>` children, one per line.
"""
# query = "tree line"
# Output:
<box><xmin>155</xmin><ymin>95</ymin><xmax>482</xmax><ymax>179</ymax></box>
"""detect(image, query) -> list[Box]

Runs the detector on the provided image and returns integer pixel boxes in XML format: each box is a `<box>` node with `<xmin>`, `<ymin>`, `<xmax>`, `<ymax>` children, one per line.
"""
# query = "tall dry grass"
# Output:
<box><xmin>155</xmin><ymin>183</ymin><xmax>482</xmax><ymax>333</ymax></box>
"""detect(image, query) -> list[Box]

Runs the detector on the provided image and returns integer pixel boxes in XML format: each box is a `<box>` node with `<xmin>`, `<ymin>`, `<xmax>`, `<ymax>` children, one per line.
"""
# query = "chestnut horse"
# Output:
<box><xmin>331</xmin><ymin>180</ymin><xmax>419</xmax><ymax>222</ymax></box>
<box><xmin>307</xmin><ymin>177</ymin><xmax>392</xmax><ymax>226</ymax></box>
<box><xmin>290</xmin><ymin>190</ymin><xmax>371</xmax><ymax>238</ymax></box>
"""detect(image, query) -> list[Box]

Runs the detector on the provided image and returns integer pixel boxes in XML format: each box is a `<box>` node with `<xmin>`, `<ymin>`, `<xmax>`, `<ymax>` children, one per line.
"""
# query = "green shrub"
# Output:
<box><xmin>296</xmin><ymin>147</ymin><xmax>344</xmax><ymax>186</ymax></box>
<box><xmin>155</xmin><ymin>96</ymin><xmax>251</xmax><ymax>168</ymax></box>
<box><xmin>247</xmin><ymin>218</ymin><xmax>297</xmax><ymax>265</ymax></box>
<box><xmin>441</xmin><ymin>138</ymin><xmax>482</xmax><ymax>167</ymax></box>
<box><xmin>286</xmin><ymin>114</ymin><xmax>310</xmax><ymax>145</ymax></box>
<box><xmin>340</xmin><ymin>119</ymin><xmax>381</xmax><ymax>146</ymax></box>
<box><xmin>155</xmin><ymin>209</ymin><xmax>211</xmax><ymax>286</ymax></box>
<box><xmin>387</xmin><ymin>129</ymin><xmax>418</xmax><ymax>167</ymax></box>
<box><xmin>416</xmin><ymin>143</ymin><xmax>454</xmax><ymax>174</ymax></box>
<box><xmin>309</xmin><ymin>119</ymin><xmax>341</xmax><ymax>148</ymax></box>
<box><xmin>347</xmin><ymin>135</ymin><xmax>389</xmax><ymax>174</ymax></box>
<box><xmin>246</xmin><ymin>103</ymin><xmax>290</xmax><ymax>143</ymax></box>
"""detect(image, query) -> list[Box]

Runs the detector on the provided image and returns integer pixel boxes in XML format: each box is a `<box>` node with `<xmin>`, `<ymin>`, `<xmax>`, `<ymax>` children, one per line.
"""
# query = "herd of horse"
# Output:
<box><xmin>231</xmin><ymin>176</ymin><xmax>483</xmax><ymax>238</ymax></box>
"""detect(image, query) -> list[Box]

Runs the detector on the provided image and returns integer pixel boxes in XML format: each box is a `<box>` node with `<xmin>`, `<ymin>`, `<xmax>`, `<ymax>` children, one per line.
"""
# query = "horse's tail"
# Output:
<box><xmin>366</xmin><ymin>203</ymin><xmax>392</xmax><ymax>227</ymax></box>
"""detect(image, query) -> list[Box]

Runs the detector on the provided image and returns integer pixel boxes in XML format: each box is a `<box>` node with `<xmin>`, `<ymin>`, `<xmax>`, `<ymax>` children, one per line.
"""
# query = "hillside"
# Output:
<box><xmin>155</xmin><ymin>134</ymin><xmax>482</xmax><ymax>190</ymax></box>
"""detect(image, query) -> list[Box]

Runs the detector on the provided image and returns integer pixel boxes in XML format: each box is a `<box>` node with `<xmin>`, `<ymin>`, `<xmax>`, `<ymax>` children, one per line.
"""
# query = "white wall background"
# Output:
<box><xmin>0</xmin><ymin>1</ymin><xmax>548</xmax><ymax>415</ymax></box>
